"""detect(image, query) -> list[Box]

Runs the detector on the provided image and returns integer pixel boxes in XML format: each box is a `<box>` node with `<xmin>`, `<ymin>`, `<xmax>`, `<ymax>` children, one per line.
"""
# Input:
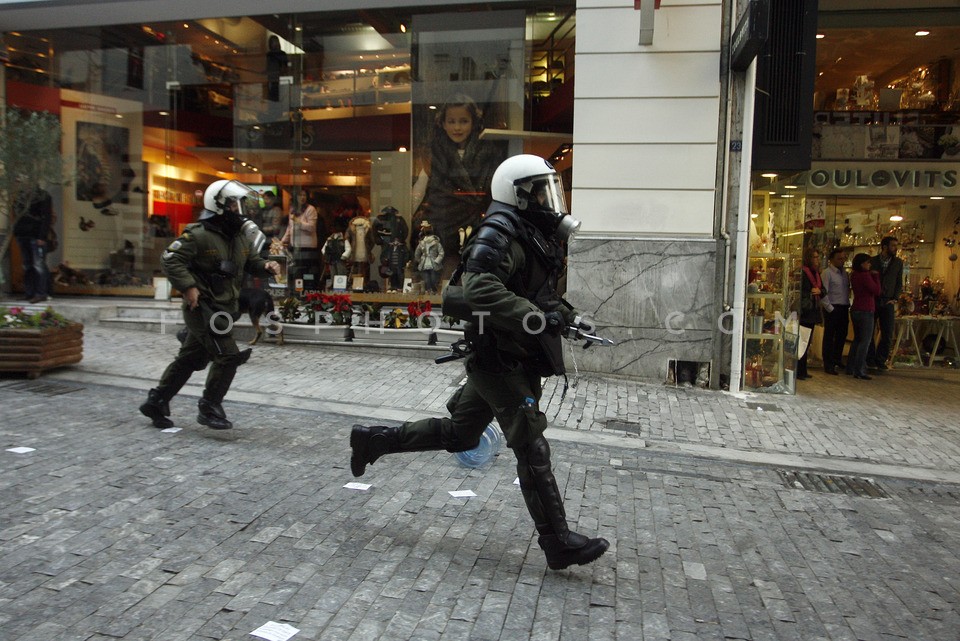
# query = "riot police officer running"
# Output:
<box><xmin>350</xmin><ymin>155</ymin><xmax>610</xmax><ymax>571</ymax></box>
<box><xmin>139</xmin><ymin>180</ymin><xmax>280</xmax><ymax>430</ymax></box>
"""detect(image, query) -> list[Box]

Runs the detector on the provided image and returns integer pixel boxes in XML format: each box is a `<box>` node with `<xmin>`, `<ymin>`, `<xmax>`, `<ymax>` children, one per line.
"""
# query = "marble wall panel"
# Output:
<box><xmin>565</xmin><ymin>237</ymin><xmax>719</xmax><ymax>380</ymax></box>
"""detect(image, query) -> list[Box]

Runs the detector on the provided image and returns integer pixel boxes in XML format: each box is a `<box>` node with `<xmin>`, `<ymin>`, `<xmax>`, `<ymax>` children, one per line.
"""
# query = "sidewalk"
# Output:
<box><xmin>1</xmin><ymin>322</ymin><xmax>959</xmax><ymax>640</ymax></box>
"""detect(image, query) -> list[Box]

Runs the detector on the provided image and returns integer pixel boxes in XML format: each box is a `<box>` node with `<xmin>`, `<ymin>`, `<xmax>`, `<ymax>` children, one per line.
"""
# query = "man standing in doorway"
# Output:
<box><xmin>867</xmin><ymin>236</ymin><xmax>903</xmax><ymax>370</ymax></box>
<box><xmin>820</xmin><ymin>248</ymin><xmax>850</xmax><ymax>375</ymax></box>
<box><xmin>13</xmin><ymin>182</ymin><xmax>54</xmax><ymax>304</ymax></box>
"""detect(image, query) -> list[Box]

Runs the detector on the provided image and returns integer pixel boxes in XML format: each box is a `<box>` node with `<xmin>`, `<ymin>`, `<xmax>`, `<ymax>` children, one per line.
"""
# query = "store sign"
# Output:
<box><xmin>807</xmin><ymin>162</ymin><xmax>960</xmax><ymax>196</ymax></box>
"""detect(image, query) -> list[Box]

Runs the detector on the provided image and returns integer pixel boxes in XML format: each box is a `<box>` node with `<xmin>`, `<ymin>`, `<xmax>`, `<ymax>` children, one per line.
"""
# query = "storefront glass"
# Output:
<box><xmin>743</xmin><ymin>8</ymin><xmax>960</xmax><ymax>393</ymax></box>
<box><xmin>4</xmin><ymin>5</ymin><xmax>575</xmax><ymax>297</ymax></box>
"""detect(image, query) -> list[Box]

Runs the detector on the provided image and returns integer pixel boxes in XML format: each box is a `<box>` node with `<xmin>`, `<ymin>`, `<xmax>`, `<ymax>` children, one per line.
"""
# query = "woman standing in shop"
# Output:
<box><xmin>797</xmin><ymin>248</ymin><xmax>823</xmax><ymax>380</ymax></box>
<box><xmin>281</xmin><ymin>189</ymin><xmax>319</xmax><ymax>288</ymax></box>
<box><xmin>846</xmin><ymin>253</ymin><xmax>881</xmax><ymax>380</ymax></box>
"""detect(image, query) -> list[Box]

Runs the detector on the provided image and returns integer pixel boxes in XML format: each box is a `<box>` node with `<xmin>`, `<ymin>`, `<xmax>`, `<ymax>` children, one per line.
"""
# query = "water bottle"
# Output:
<box><xmin>454</xmin><ymin>422</ymin><xmax>503</xmax><ymax>468</ymax></box>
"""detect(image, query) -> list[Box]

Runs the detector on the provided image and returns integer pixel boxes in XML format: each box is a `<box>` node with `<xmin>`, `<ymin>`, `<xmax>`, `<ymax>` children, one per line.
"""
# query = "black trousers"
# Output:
<box><xmin>821</xmin><ymin>305</ymin><xmax>849</xmax><ymax>371</ymax></box>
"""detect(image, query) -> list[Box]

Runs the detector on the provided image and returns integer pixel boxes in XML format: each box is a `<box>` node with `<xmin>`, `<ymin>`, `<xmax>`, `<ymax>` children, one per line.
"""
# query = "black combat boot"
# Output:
<box><xmin>197</xmin><ymin>398</ymin><xmax>233</xmax><ymax>430</ymax></box>
<box><xmin>537</xmin><ymin>530</ymin><xmax>610</xmax><ymax>571</ymax></box>
<box><xmin>350</xmin><ymin>424</ymin><xmax>401</xmax><ymax>477</ymax></box>
<box><xmin>139</xmin><ymin>389</ymin><xmax>173</xmax><ymax>429</ymax></box>
<box><xmin>517</xmin><ymin>436</ymin><xmax>610</xmax><ymax>570</ymax></box>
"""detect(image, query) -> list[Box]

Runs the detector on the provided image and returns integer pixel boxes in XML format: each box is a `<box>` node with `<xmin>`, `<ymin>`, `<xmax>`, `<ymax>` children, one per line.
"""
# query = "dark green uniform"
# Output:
<box><xmin>351</xmin><ymin>157</ymin><xmax>608</xmax><ymax>570</ymax></box>
<box><xmin>155</xmin><ymin>221</ymin><xmax>272</xmax><ymax>405</ymax></box>
<box><xmin>400</xmin><ymin>226</ymin><xmax>576</xmax><ymax>453</ymax></box>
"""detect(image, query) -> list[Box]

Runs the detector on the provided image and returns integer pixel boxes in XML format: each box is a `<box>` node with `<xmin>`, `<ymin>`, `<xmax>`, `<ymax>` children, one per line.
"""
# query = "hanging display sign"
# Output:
<box><xmin>806</xmin><ymin>162</ymin><xmax>960</xmax><ymax>196</ymax></box>
<box><xmin>803</xmin><ymin>198</ymin><xmax>826</xmax><ymax>228</ymax></box>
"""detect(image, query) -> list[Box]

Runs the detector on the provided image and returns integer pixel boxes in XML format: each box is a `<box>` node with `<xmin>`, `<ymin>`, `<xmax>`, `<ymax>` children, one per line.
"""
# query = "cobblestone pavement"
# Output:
<box><xmin>1</xmin><ymin>322</ymin><xmax>959</xmax><ymax>640</ymax></box>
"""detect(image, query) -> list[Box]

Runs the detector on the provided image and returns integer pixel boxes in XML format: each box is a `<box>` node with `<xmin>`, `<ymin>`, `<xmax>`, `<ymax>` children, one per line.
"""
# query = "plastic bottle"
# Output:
<box><xmin>454</xmin><ymin>422</ymin><xmax>503</xmax><ymax>468</ymax></box>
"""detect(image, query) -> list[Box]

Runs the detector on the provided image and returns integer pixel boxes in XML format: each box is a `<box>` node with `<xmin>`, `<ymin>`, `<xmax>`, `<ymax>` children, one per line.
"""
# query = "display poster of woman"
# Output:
<box><xmin>410</xmin><ymin>93</ymin><xmax>507</xmax><ymax>277</ymax></box>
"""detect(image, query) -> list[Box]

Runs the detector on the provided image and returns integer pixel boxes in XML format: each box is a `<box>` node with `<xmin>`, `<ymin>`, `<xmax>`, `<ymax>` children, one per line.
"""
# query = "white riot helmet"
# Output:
<box><xmin>489</xmin><ymin>154</ymin><xmax>580</xmax><ymax>241</ymax></box>
<box><xmin>199</xmin><ymin>179</ymin><xmax>258</xmax><ymax>220</ymax></box>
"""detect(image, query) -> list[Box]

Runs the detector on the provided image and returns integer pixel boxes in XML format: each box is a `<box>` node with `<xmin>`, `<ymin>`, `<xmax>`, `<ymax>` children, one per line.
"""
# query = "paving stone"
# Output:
<box><xmin>0</xmin><ymin>323</ymin><xmax>958</xmax><ymax>640</ymax></box>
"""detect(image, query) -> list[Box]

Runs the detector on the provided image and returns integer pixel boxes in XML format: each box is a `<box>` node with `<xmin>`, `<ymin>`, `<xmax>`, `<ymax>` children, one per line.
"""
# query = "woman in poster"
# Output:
<box><xmin>411</xmin><ymin>93</ymin><xmax>506</xmax><ymax>277</ymax></box>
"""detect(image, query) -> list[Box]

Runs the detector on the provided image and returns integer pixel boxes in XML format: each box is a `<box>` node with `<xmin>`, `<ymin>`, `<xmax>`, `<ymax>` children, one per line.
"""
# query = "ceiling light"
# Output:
<box><xmin>816</xmin><ymin>34</ymin><xmax>824</xmax><ymax>39</ymax></box>
<box><xmin>782</xmin><ymin>195</ymin><xmax>795</xmax><ymax>198</ymax></box>
<box><xmin>159</xmin><ymin>111</ymin><xmax>169</xmax><ymax>116</ymax></box>
<box><xmin>761</xmin><ymin>173</ymin><xmax>777</xmax><ymax>178</ymax></box>
<box><xmin>400</xmin><ymin>24</ymin><xmax>406</xmax><ymax>33</ymax></box>
<box><xmin>915</xmin><ymin>30</ymin><xmax>930</xmax><ymax>37</ymax></box>
<box><xmin>784</xmin><ymin>185</ymin><xmax>798</xmax><ymax>189</ymax></box>
<box><xmin>399</xmin><ymin>147</ymin><xmax>407</xmax><ymax>152</ymax></box>
<box><xmin>930</xmin><ymin>196</ymin><xmax>945</xmax><ymax>200</ymax></box>
<box><xmin>890</xmin><ymin>214</ymin><xmax>903</xmax><ymax>222</ymax></box>
<box><xmin>751</xmin><ymin>213</ymin><xmax>758</xmax><ymax>219</ymax></box>
<box><xmin>295</xmin><ymin>26</ymin><xmax>302</xmax><ymax>32</ymax></box>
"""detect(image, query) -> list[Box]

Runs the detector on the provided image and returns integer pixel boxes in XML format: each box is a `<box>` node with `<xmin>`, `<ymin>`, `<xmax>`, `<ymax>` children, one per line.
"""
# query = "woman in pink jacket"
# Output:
<box><xmin>282</xmin><ymin>190</ymin><xmax>319</xmax><ymax>288</ymax></box>
<box><xmin>846</xmin><ymin>253</ymin><xmax>882</xmax><ymax>380</ymax></box>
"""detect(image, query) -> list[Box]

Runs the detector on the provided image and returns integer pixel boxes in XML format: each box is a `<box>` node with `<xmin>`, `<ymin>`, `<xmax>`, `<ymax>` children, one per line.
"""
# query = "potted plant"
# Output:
<box><xmin>278</xmin><ymin>292</ymin><xmax>351</xmax><ymax>341</ymax></box>
<box><xmin>351</xmin><ymin>300</ymin><xmax>437</xmax><ymax>345</ymax></box>
<box><xmin>0</xmin><ymin>109</ymin><xmax>69</xmax><ymax>295</ymax></box>
<box><xmin>0</xmin><ymin>306</ymin><xmax>83</xmax><ymax>378</ymax></box>
<box><xmin>939</xmin><ymin>133</ymin><xmax>960</xmax><ymax>157</ymax></box>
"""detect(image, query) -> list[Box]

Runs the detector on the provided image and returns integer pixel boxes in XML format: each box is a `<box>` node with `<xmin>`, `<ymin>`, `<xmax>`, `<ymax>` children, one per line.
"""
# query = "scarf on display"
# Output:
<box><xmin>802</xmin><ymin>265</ymin><xmax>822</xmax><ymax>303</ymax></box>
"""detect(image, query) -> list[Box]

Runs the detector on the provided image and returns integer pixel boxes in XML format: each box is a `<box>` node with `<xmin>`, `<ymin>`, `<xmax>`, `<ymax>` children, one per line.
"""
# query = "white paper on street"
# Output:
<box><xmin>6</xmin><ymin>447</ymin><xmax>36</xmax><ymax>454</ymax></box>
<box><xmin>513</xmin><ymin>477</ymin><xmax>520</xmax><ymax>485</ymax></box>
<box><xmin>250</xmin><ymin>621</ymin><xmax>300</xmax><ymax>641</ymax></box>
<box><xmin>343</xmin><ymin>482</ymin><xmax>371</xmax><ymax>491</ymax></box>
<box><xmin>449</xmin><ymin>490</ymin><xmax>477</xmax><ymax>498</ymax></box>
<box><xmin>161</xmin><ymin>427</ymin><xmax>182</xmax><ymax>433</ymax></box>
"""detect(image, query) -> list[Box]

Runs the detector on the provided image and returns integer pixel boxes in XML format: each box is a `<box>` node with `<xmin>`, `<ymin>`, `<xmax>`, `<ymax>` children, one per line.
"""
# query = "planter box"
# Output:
<box><xmin>279</xmin><ymin>322</ymin><xmax>350</xmax><ymax>342</ymax></box>
<box><xmin>0</xmin><ymin>324</ymin><xmax>84</xmax><ymax>378</ymax></box>
<box><xmin>349</xmin><ymin>326</ymin><xmax>436</xmax><ymax>346</ymax></box>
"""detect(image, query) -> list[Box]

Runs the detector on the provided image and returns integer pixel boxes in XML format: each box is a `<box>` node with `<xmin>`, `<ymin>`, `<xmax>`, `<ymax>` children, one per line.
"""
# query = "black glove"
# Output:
<box><xmin>544</xmin><ymin>311</ymin><xmax>564</xmax><ymax>335</ymax></box>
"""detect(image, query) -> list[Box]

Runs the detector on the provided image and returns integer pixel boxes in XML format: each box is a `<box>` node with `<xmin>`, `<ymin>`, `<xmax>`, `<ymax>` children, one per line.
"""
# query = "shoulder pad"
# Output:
<box><xmin>481</xmin><ymin>211</ymin><xmax>519</xmax><ymax>238</ymax></box>
<box><xmin>464</xmin><ymin>224</ymin><xmax>514</xmax><ymax>274</ymax></box>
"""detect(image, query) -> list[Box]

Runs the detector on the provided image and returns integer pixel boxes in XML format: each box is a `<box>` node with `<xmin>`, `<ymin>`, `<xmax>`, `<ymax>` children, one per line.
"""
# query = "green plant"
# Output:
<box><xmin>381</xmin><ymin>306</ymin><xmax>409</xmax><ymax>329</ymax></box>
<box><xmin>304</xmin><ymin>291</ymin><xmax>353</xmax><ymax>325</ymax></box>
<box><xmin>0</xmin><ymin>109</ymin><xmax>70</xmax><ymax>281</ymax></box>
<box><xmin>0</xmin><ymin>306</ymin><xmax>75</xmax><ymax>329</ymax></box>
<box><xmin>276</xmin><ymin>297</ymin><xmax>303</xmax><ymax>323</ymax></box>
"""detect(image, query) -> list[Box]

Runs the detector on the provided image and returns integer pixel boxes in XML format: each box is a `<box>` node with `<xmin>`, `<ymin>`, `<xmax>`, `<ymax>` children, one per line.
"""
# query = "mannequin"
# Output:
<box><xmin>414</xmin><ymin>220</ymin><xmax>444</xmax><ymax>294</ymax></box>
<box><xmin>322</xmin><ymin>217</ymin><xmax>351</xmax><ymax>278</ymax></box>
<box><xmin>381</xmin><ymin>239</ymin><xmax>410</xmax><ymax>292</ymax></box>
<box><xmin>346</xmin><ymin>211</ymin><xmax>375</xmax><ymax>281</ymax></box>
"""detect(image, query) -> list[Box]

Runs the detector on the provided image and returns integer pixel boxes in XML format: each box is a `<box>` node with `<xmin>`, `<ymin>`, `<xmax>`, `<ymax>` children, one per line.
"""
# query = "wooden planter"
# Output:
<box><xmin>0</xmin><ymin>324</ymin><xmax>84</xmax><ymax>378</ymax></box>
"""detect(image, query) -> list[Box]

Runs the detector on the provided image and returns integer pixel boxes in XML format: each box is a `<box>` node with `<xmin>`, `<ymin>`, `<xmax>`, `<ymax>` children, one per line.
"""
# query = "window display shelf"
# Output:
<box><xmin>744</xmin><ymin>252</ymin><xmax>797</xmax><ymax>394</ymax></box>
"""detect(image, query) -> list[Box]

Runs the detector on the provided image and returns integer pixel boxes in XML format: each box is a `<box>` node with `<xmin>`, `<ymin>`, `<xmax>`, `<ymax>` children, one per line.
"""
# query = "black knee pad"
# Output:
<box><xmin>516</xmin><ymin>435</ymin><xmax>551</xmax><ymax>467</ymax></box>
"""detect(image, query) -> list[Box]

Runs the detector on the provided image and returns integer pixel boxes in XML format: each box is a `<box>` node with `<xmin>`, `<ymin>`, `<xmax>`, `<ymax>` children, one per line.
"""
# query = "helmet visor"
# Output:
<box><xmin>517</xmin><ymin>174</ymin><xmax>567</xmax><ymax>215</ymax></box>
<box><xmin>219</xmin><ymin>181</ymin><xmax>259</xmax><ymax>218</ymax></box>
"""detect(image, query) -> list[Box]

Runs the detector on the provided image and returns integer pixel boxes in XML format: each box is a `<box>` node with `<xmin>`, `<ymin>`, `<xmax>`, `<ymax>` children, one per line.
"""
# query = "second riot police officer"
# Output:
<box><xmin>139</xmin><ymin>180</ymin><xmax>280</xmax><ymax>430</ymax></box>
<box><xmin>349</xmin><ymin>155</ymin><xmax>609</xmax><ymax>571</ymax></box>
